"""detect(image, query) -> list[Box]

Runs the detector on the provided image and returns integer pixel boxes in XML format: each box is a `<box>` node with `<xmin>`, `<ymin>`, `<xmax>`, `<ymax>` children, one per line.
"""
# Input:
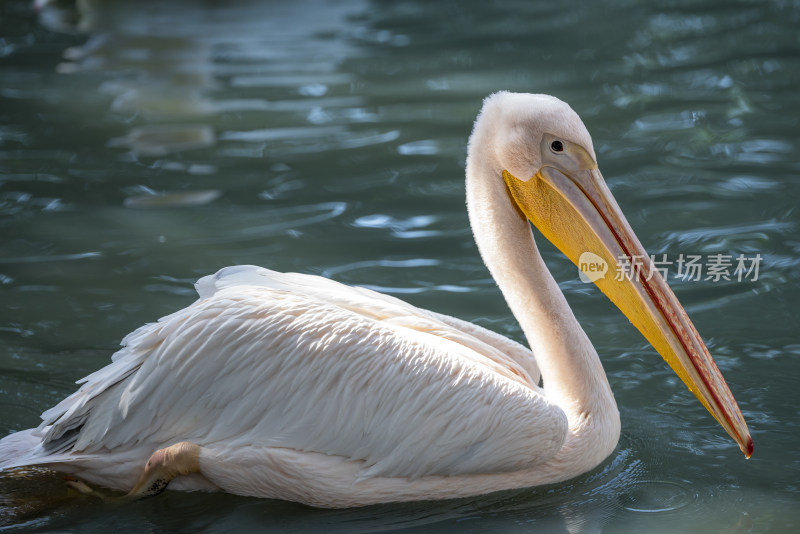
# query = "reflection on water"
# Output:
<box><xmin>123</xmin><ymin>189</ymin><xmax>221</xmax><ymax>209</ymax></box>
<box><xmin>1</xmin><ymin>0</ymin><xmax>799</xmax><ymax>531</ymax></box>
<box><xmin>108</xmin><ymin>125</ymin><xmax>216</xmax><ymax>157</ymax></box>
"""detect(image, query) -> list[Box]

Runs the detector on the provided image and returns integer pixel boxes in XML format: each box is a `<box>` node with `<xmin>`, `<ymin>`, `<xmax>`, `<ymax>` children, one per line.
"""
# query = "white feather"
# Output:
<box><xmin>10</xmin><ymin>266</ymin><xmax>563</xmax><ymax>483</ymax></box>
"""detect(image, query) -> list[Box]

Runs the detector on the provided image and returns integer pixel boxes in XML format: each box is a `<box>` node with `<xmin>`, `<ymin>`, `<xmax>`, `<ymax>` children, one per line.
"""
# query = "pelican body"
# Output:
<box><xmin>0</xmin><ymin>93</ymin><xmax>751</xmax><ymax>507</ymax></box>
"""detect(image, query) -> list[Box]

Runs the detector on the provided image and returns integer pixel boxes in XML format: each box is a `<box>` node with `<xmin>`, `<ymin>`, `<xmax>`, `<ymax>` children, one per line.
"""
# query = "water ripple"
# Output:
<box><xmin>220</xmin><ymin>127</ymin><xmax>401</xmax><ymax>155</ymax></box>
<box><xmin>183</xmin><ymin>202</ymin><xmax>348</xmax><ymax>246</ymax></box>
<box><xmin>108</xmin><ymin>125</ymin><xmax>216</xmax><ymax>157</ymax></box>
<box><xmin>397</xmin><ymin>140</ymin><xmax>440</xmax><ymax>156</ymax></box>
<box><xmin>621</xmin><ymin>480</ymin><xmax>696</xmax><ymax>513</ymax></box>
<box><xmin>352</xmin><ymin>214</ymin><xmax>439</xmax><ymax>238</ymax></box>
<box><xmin>229</xmin><ymin>73</ymin><xmax>351</xmax><ymax>88</ymax></box>
<box><xmin>0</xmin><ymin>252</ymin><xmax>102</xmax><ymax>264</ymax></box>
<box><xmin>123</xmin><ymin>189</ymin><xmax>221</xmax><ymax>209</ymax></box>
<box><xmin>659</xmin><ymin>219</ymin><xmax>794</xmax><ymax>248</ymax></box>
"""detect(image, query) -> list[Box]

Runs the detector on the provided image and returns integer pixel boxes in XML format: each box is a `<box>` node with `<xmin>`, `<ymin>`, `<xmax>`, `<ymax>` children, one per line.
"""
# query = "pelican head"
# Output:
<box><xmin>476</xmin><ymin>92</ymin><xmax>752</xmax><ymax>458</ymax></box>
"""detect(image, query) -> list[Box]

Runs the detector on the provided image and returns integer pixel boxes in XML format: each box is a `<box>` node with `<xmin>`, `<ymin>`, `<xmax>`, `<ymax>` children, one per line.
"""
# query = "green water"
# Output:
<box><xmin>1</xmin><ymin>0</ymin><xmax>798</xmax><ymax>531</ymax></box>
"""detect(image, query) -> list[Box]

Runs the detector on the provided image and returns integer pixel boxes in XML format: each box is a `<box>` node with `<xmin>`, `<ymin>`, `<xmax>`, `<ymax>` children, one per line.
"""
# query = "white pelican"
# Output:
<box><xmin>0</xmin><ymin>92</ymin><xmax>752</xmax><ymax>507</ymax></box>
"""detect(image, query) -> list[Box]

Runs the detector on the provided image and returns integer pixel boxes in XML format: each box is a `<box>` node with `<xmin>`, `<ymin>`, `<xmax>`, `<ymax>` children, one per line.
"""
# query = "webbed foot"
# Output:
<box><xmin>127</xmin><ymin>442</ymin><xmax>201</xmax><ymax>498</ymax></box>
<box><xmin>64</xmin><ymin>476</ymin><xmax>112</xmax><ymax>502</ymax></box>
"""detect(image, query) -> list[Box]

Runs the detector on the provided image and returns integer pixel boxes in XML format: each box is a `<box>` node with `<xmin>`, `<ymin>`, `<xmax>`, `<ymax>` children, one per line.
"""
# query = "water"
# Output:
<box><xmin>1</xmin><ymin>0</ymin><xmax>798</xmax><ymax>531</ymax></box>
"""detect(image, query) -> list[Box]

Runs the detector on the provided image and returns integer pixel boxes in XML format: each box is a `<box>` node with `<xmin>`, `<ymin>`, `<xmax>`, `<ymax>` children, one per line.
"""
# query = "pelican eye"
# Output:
<box><xmin>550</xmin><ymin>140</ymin><xmax>564</xmax><ymax>153</ymax></box>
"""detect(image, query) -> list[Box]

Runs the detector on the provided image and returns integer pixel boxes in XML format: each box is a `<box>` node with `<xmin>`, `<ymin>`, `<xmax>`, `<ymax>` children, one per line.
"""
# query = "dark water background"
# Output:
<box><xmin>0</xmin><ymin>0</ymin><xmax>798</xmax><ymax>531</ymax></box>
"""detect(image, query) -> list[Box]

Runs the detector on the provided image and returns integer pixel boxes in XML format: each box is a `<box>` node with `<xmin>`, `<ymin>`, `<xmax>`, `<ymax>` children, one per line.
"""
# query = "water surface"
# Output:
<box><xmin>1</xmin><ymin>0</ymin><xmax>798</xmax><ymax>532</ymax></box>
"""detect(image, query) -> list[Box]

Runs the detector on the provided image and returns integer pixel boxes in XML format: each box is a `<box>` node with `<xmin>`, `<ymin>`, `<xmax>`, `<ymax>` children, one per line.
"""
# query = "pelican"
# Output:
<box><xmin>0</xmin><ymin>92</ymin><xmax>751</xmax><ymax>507</ymax></box>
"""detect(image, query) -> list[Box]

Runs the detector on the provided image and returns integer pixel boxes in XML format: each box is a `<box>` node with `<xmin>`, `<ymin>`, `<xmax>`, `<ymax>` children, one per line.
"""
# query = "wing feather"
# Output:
<box><xmin>37</xmin><ymin>266</ymin><xmax>566</xmax><ymax>478</ymax></box>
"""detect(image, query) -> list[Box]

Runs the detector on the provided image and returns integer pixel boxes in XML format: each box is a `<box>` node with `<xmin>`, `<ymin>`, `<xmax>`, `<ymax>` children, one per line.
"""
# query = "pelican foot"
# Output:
<box><xmin>64</xmin><ymin>476</ymin><xmax>112</xmax><ymax>502</ymax></box>
<box><xmin>127</xmin><ymin>442</ymin><xmax>201</xmax><ymax>498</ymax></box>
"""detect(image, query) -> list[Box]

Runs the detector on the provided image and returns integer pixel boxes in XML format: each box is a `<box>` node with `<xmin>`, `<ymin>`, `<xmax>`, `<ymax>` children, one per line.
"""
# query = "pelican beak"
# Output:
<box><xmin>503</xmin><ymin>133</ymin><xmax>753</xmax><ymax>458</ymax></box>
